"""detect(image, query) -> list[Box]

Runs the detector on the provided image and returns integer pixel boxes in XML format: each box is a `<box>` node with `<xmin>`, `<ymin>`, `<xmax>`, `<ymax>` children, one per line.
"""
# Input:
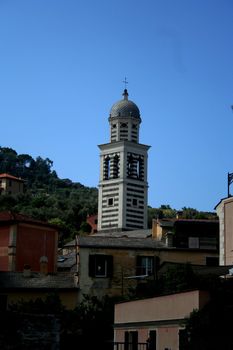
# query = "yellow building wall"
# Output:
<box><xmin>79</xmin><ymin>246</ymin><xmax>218</xmax><ymax>300</ymax></box>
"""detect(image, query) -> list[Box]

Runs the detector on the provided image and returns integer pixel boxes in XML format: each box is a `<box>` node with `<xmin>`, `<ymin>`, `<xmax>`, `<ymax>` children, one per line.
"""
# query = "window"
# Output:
<box><xmin>89</xmin><ymin>254</ymin><xmax>113</xmax><ymax>278</ymax></box>
<box><xmin>138</xmin><ymin>156</ymin><xmax>144</xmax><ymax>180</ymax></box>
<box><xmin>188</xmin><ymin>237</ymin><xmax>199</xmax><ymax>248</ymax></box>
<box><xmin>127</xmin><ymin>154</ymin><xmax>134</xmax><ymax>178</ymax></box>
<box><xmin>206</xmin><ymin>256</ymin><xmax>219</xmax><ymax>266</ymax></box>
<box><xmin>124</xmin><ymin>331</ymin><xmax>138</xmax><ymax>350</ymax></box>
<box><xmin>113</xmin><ymin>154</ymin><xmax>120</xmax><ymax>178</ymax></box>
<box><xmin>103</xmin><ymin>156</ymin><xmax>110</xmax><ymax>180</ymax></box>
<box><xmin>147</xmin><ymin>330</ymin><xmax>157</xmax><ymax>350</ymax></box>
<box><xmin>179</xmin><ymin>329</ymin><xmax>189</xmax><ymax>349</ymax></box>
<box><xmin>0</xmin><ymin>295</ymin><xmax>7</xmax><ymax>311</ymax></box>
<box><xmin>108</xmin><ymin>198</ymin><xmax>114</xmax><ymax>206</ymax></box>
<box><xmin>136</xmin><ymin>256</ymin><xmax>155</xmax><ymax>276</ymax></box>
<box><xmin>132</xmin><ymin>198</ymin><xmax>137</xmax><ymax>206</ymax></box>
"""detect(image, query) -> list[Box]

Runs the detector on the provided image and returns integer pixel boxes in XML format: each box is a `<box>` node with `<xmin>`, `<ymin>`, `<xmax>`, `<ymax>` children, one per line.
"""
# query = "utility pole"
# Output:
<box><xmin>228</xmin><ymin>172</ymin><xmax>233</xmax><ymax>197</ymax></box>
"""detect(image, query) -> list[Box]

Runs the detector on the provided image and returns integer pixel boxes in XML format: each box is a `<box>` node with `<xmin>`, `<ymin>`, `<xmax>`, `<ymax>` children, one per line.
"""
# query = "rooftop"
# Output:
<box><xmin>0</xmin><ymin>173</ymin><xmax>24</xmax><ymax>181</ymax></box>
<box><xmin>0</xmin><ymin>271</ymin><xmax>78</xmax><ymax>290</ymax></box>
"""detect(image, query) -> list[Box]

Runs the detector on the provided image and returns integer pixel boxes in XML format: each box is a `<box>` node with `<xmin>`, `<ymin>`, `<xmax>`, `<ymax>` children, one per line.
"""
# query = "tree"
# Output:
<box><xmin>79</xmin><ymin>221</ymin><xmax>92</xmax><ymax>234</ymax></box>
<box><xmin>160</xmin><ymin>263</ymin><xmax>198</xmax><ymax>294</ymax></box>
<box><xmin>0</xmin><ymin>146</ymin><xmax>98</xmax><ymax>242</ymax></box>
<box><xmin>181</xmin><ymin>279</ymin><xmax>233</xmax><ymax>350</ymax></box>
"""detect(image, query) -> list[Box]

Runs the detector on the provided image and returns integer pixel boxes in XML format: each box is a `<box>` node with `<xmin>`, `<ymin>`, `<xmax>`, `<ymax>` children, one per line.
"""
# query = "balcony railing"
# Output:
<box><xmin>112</xmin><ymin>342</ymin><xmax>148</xmax><ymax>350</ymax></box>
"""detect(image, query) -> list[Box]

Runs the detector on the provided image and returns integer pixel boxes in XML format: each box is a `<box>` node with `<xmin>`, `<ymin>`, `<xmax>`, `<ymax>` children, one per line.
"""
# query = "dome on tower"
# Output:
<box><xmin>109</xmin><ymin>89</ymin><xmax>140</xmax><ymax>119</ymax></box>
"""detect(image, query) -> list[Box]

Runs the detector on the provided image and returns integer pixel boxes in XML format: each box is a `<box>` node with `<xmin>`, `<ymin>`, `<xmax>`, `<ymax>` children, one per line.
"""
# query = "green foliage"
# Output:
<box><xmin>79</xmin><ymin>221</ymin><xmax>92</xmax><ymax>234</ymax></box>
<box><xmin>135</xmin><ymin>264</ymin><xmax>221</xmax><ymax>300</ymax></box>
<box><xmin>147</xmin><ymin>205</ymin><xmax>176</xmax><ymax>227</ymax></box>
<box><xmin>0</xmin><ymin>146</ymin><xmax>217</xmax><ymax>241</ymax></box>
<box><xmin>8</xmin><ymin>293</ymin><xmax>65</xmax><ymax>315</ymax></box>
<box><xmin>182</xmin><ymin>280</ymin><xmax>233</xmax><ymax>349</ymax></box>
<box><xmin>182</xmin><ymin>207</ymin><xmax>217</xmax><ymax>220</ymax></box>
<box><xmin>0</xmin><ymin>146</ymin><xmax>98</xmax><ymax>243</ymax></box>
<box><xmin>148</xmin><ymin>204</ymin><xmax>217</xmax><ymax>227</ymax></box>
<box><xmin>60</xmin><ymin>294</ymin><xmax>120</xmax><ymax>348</ymax></box>
<box><xmin>159</xmin><ymin>263</ymin><xmax>198</xmax><ymax>294</ymax></box>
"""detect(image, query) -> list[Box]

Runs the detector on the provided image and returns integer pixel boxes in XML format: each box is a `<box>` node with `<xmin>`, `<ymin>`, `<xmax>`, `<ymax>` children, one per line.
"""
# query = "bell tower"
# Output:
<box><xmin>97</xmin><ymin>89</ymin><xmax>150</xmax><ymax>232</ymax></box>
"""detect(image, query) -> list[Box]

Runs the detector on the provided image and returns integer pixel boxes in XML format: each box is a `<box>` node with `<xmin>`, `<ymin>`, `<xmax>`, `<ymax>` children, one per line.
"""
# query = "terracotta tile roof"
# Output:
<box><xmin>0</xmin><ymin>173</ymin><xmax>24</xmax><ymax>182</ymax></box>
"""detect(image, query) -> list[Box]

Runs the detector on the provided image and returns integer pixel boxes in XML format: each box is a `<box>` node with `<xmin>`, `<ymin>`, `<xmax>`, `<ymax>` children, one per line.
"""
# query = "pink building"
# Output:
<box><xmin>114</xmin><ymin>290</ymin><xmax>209</xmax><ymax>350</ymax></box>
<box><xmin>215</xmin><ymin>196</ymin><xmax>233</xmax><ymax>266</ymax></box>
<box><xmin>0</xmin><ymin>211</ymin><xmax>58</xmax><ymax>273</ymax></box>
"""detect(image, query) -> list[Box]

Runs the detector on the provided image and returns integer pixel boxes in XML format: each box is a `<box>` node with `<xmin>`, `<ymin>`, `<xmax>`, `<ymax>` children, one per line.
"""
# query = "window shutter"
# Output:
<box><xmin>136</xmin><ymin>256</ymin><xmax>141</xmax><ymax>275</ymax></box>
<box><xmin>89</xmin><ymin>255</ymin><xmax>96</xmax><ymax>277</ymax></box>
<box><xmin>106</xmin><ymin>255</ymin><xmax>113</xmax><ymax>277</ymax></box>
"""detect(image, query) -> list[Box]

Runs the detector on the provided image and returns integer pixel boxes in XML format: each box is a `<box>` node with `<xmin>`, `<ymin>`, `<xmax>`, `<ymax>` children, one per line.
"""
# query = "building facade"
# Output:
<box><xmin>215</xmin><ymin>196</ymin><xmax>233</xmax><ymax>265</ymax></box>
<box><xmin>0</xmin><ymin>173</ymin><xmax>24</xmax><ymax>196</ymax></box>
<box><xmin>0</xmin><ymin>211</ymin><xmax>79</xmax><ymax>310</ymax></box>
<box><xmin>114</xmin><ymin>290</ymin><xmax>210</xmax><ymax>350</ymax></box>
<box><xmin>60</xmin><ymin>231</ymin><xmax>219</xmax><ymax>301</ymax></box>
<box><xmin>97</xmin><ymin>89</ymin><xmax>150</xmax><ymax>232</ymax></box>
<box><xmin>0</xmin><ymin>211</ymin><xmax>58</xmax><ymax>273</ymax></box>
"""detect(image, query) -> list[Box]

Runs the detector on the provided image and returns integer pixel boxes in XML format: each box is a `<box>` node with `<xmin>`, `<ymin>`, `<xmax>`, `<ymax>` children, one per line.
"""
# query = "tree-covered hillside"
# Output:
<box><xmin>0</xmin><ymin>146</ymin><xmax>217</xmax><ymax>244</ymax></box>
<box><xmin>0</xmin><ymin>147</ymin><xmax>98</xmax><ymax>244</ymax></box>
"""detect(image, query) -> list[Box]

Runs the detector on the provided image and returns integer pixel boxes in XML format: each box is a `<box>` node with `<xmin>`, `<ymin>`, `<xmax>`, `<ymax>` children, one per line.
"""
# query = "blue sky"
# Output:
<box><xmin>0</xmin><ymin>0</ymin><xmax>233</xmax><ymax>212</ymax></box>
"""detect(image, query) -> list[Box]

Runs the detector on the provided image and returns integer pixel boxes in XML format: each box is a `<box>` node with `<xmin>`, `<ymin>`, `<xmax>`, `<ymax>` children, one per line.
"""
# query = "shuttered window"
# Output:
<box><xmin>89</xmin><ymin>254</ymin><xmax>113</xmax><ymax>278</ymax></box>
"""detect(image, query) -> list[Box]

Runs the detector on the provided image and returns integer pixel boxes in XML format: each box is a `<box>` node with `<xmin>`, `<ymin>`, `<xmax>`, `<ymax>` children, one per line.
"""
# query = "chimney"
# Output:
<box><xmin>152</xmin><ymin>218</ymin><xmax>162</xmax><ymax>240</ymax></box>
<box><xmin>23</xmin><ymin>264</ymin><xmax>31</xmax><ymax>278</ymax></box>
<box><xmin>165</xmin><ymin>231</ymin><xmax>174</xmax><ymax>247</ymax></box>
<box><xmin>176</xmin><ymin>210</ymin><xmax>183</xmax><ymax>219</ymax></box>
<box><xmin>40</xmin><ymin>256</ymin><xmax>48</xmax><ymax>275</ymax></box>
<box><xmin>74</xmin><ymin>273</ymin><xmax>79</xmax><ymax>286</ymax></box>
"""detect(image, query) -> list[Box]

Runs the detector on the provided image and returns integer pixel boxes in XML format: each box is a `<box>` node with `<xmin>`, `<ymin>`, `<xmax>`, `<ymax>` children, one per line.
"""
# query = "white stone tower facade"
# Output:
<box><xmin>97</xmin><ymin>89</ymin><xmax>150</xmax><ymax>232</ymax></box>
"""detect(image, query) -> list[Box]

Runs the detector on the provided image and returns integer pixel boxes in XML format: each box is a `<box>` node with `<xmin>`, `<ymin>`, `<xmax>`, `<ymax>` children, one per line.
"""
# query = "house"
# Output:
<box><xmin>0</xmin><ymin>211</ymin><xmax>58</xmax><ymax>272</ymax></box>
<box><xmin>152</xmin><ymin>218</ymin><xmax>219</xmax><ymax>266</ymax></box>
<box><xmin>0</xmin><ymin>211</ymin><xmax>79</xmax><ymax>310</ymax></box>
<box><xmin>113</xmin><ymin>289</ymin><xmax>210</xmax><ymax>350</ymax></box>
<box><xmin>0</xmin><ymin>173</ymin><xmax>25</xmax><ymax>196</ymax></box>
<box><xmin>0</xmin><ymin>271</ymin><xmax>78</xmax><ymax>310</ymax></box>
<box><xmin>59</xmin><ymin>224</ymin><xmax>219</xmax><ymax>301</ymax></box>
<box><xmin>215</xmin><ymin>196</ymin><xmax>233</xmax><ymax>266</ymax></box>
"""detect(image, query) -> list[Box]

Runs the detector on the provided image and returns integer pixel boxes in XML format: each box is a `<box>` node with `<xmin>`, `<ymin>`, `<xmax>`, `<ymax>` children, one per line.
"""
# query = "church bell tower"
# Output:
<box><xmin>97</xmin><ymin>89</ymin><xmax>150</xmax><ymax>232</ymax></box>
